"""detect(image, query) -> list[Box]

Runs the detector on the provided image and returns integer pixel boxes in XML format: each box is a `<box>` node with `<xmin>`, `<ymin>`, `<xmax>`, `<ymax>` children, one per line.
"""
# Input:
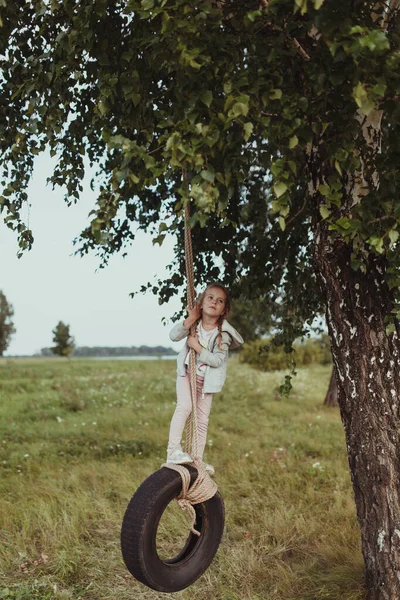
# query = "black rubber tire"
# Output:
<box><xmin>120</xmin><ymin>465</ymin><xmax>225</xmax><ymax>592</ymax></box>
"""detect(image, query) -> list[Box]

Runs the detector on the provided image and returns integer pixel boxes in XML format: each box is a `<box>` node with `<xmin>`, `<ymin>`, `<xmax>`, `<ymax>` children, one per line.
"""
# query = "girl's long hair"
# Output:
<box><xmin>196</xmin><ymin>282</ymin><xmax>231</xmax><ymax>348</ymax></box>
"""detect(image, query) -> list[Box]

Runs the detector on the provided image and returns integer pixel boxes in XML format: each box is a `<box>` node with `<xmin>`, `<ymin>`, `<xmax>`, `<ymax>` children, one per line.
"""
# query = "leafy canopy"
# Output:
<box><xmin>1</xmin><ymin>0</ymin><xmax>400</xmax><ymax>337</ymax></box>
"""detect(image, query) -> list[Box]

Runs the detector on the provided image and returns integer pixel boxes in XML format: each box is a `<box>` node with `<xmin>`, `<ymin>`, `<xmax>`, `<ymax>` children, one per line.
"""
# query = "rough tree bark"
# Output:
<box><xmin>306</xmin><ymin>0</ymin><xmax>400</xmax><ymax>573</ymax></box>
<box><xmin>323</xmin><ymin>367</ymin><xmax>338</xmax><ymax>407</ymax></box>
<box><xmin>314</xmin><ymin>231</ymin><xmax>400</xmax><ymax>600</ymax></box>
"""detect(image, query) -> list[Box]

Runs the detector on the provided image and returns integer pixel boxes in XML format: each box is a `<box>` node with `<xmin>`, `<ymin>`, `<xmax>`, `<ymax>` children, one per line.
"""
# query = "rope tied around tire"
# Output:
<box><xmin>164</xmin><ymin>461</ymin><xmax>215</xmax><ymax>536</ymax></box>
<box><xmin>163</xmin><ymin>171</ymin><xmax>217</xmax><ymax>535</ymax></box>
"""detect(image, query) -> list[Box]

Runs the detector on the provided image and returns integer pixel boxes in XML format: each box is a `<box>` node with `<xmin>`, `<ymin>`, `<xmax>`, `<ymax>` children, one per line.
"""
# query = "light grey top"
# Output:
<box><xmin>169</xmin><ymin>319</ymin><xmax>244</xmax><ymax>393</ymax></box>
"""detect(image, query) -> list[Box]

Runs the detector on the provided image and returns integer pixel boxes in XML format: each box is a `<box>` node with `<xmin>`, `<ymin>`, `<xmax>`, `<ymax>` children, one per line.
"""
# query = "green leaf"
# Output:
<box><xmin>201</xmin><ymin>169</ymin><xmax>215</xmax><ymax>182</ymax></box>
<box><xmin>351</xmin><ymin>258</ymin><xmax>362</xmax><ymax>271</ymax></box>
<box><xmin>247</xmin><ymin>10</ymin><xmax>262</xmax><ymax>21</ymax></box>
<box><xmin>386</xmin><ymin>323</ymin><xmax>396</xmax><ymax>335</ymax></box>
<box><xmin>289</xmin><ymin>135</ymin><xmax>298</xmax><ymax>149</ymax></box>
<box><xmin>270</xmin><ymin>160</ymin><xmax>285</xmax><ymax>178</ymax></box>
<box><xmin>349</xmin><ymin>26</ymin><xmax>364</xmax><ymax>35</ymax></box>
<box><xmin>152</xmin><ymin>234</ymin><xmax>166</xmax><ymax>246</ymax></box>
<box><xmin>367</xmin><ymin>236</ymin><xmax>385</xmax><ymax>253</ymax></box>
<box><xmin>280</xmin><ymin>204</ymin><xmax>290</xmax><ymax>217</ymax></box>
<box><xmin>230</xmin><ymin>102</ymin><xmax>249</xmax><ymax>117</ymax></box>
<box><xmin>319</xmin><ymin>205</ymin><xmax>330</xmax><ymax>220</ymax></box>
<box><xmin>318</xmin><ymin>184</ymin><xmax>330</xmax><ymax>196</ymax></box>
<box><xmin>274</xmin><ymin>182</ymin><xmax>288</xmax><ymax>198</ymax></box>
<box><xmin>166</xmin><ymin>131</ymin><xmax>180</xmax><ymax>151</ymax></box>
<box><xmin>200</xmin><ymin>90</ymin><xmax>213</xmax><ymax>108</ymax></box>
<box><xmin>189</xmin><ymin>59</ymin><xmax>201</xmax><ymax>70</ymax></box>
<box><xmin>294</xmin><ymin>0</ymin><xmax>308</xmax><ymax>14</ymax></box>
<box><xmin>115</xmin><ymin>170</ymin><xmax>127</xmax><ymax>183</ymax></box>
<box><xmin>198</xmin><ymin>213</ymin><xmax>209</xmax><ymax>227</ymax></box>
<box><xmin>243</xmin><ymin>122</ymin><xmax>253</xmax><ymax>142</ymax></box>
<box><xmin>223</xmin><ymin>81</ymin><xmax>232</xmax><ymax>94</ymax></box>
<box><xmin>389</xmin><ymin>230</ymin><xmax>399</xmax><ymax>245</ymax></box>
<box><xmin>269</xmin><ymin>89</ymin><xmax>282</xmax><ymax>100</ymax></box>
<box><xmin>352</xmin><ymin>82</ymin><xmax>375</xmax><ymax>116</ymax></box>
<box><xmin>334</xmin><ymin>160</ymin><xmax>342</xmax><ymax>176</ymax></box>
<box><xmin>335</xmin><ymin>217</ymin><xmax>352</xmax><ymax>230</ymax></box>
<box><xmin>129</xmin><ymin>173</ymin><xmax>140</xmax><ymax>184</ymax></box>
<box><xmin>97</xmin><ymin>100</ymin><xmax>109</xmax><ymax>116</ymax></box>
<box><xmin>373</xmin><ymin>82</ymin><xmax>387</xmax><ymax>97</ymax></box>
<box><xmin>353</xmin><ymin>81</ymin><xmax>366</xmax><ymax>106</ymax></box>
<box><xmin>91</xmin><ymin>218</ymin><xmax>104</xmax><ymax>232</ymax></box>
<box><xmin>271</xmin><ymin>201</ymin><xmax>280</xmax><ymax>213</ymax></box>
<box><xmin>313</xmin><ymin>0</ymin><xmax>325</xmax><ymax>8</ymax></box>
<box><xmin>236</xmin><ymin>95</ymin><xmax>250</xmax><ymax>106</ymax></box>
<box><xmin>279</xmin><ymin>216</ymin><xmax>286</xmax><ymax>231</ymax></box>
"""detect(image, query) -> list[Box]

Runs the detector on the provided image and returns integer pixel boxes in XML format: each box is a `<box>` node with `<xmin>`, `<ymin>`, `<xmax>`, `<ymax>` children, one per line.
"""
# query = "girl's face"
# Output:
<box><xmin>201</xmin><ymin>286</ymin><xmax>227</xmax><ymax>319</ymax></box>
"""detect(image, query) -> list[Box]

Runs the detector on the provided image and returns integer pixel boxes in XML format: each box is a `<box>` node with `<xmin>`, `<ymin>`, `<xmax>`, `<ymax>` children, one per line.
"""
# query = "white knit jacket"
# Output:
<box><xmin>169</xmin><ymin>319</ymin><xmax>244</xmax><ymax>393</ymax></box>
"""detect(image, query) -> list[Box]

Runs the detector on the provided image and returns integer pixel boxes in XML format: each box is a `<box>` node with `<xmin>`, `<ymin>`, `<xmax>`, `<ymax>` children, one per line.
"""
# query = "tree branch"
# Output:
<box><xmin>373</xmin><ymin>0</ymin><xmax>400</xmax><ymax>28</ymax></box>
<box><xmin>286</xmin><ymin>195</ymin><xmax>308</xmax><ymax>229</ymax></box>
<box><xmin>289</xmin><ymin>36</ymin><xmax>311</xmax><ymax>61</ymax></box>
<box><xmin>258</xmin><ymin>0</ymin><xmax>311</xmax><ymax>60</ymax></box>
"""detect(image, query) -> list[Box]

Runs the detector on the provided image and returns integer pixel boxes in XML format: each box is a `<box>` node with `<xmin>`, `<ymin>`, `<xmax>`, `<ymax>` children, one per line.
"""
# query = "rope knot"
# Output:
<box><xmin>162</xmin><ymin>461</ymin><xmax>218</xmax><ymax>537</ymax></box>
<box><xmin>176</xmin><ymin>498</ymin><xmax>200</xmax><ymax>536</ymax></box>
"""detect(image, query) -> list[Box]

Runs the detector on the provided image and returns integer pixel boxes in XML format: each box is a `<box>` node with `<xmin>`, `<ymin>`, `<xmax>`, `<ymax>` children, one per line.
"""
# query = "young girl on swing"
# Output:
<box><xmin>166</xmin><ymin>282</ymin><xmax>244</xmax><ymax>475</ymax></box>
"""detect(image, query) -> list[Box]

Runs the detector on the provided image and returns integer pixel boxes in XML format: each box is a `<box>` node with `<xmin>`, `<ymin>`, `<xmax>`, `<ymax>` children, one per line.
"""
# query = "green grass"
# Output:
<box><xmin>0</xmin><ymin>358</ymin><xmax>365</xmax><ymax>600</ymax></box>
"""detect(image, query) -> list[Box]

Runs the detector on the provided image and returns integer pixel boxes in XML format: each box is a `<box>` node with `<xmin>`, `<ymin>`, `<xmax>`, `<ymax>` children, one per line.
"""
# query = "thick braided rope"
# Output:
<box><xmin>184</xmin><ymin>199</ymin><xmax>200</xmax><ymax>459</ymax></box>
<box><xmin>160</xmin><ymin>460</ymin><xmax>215</xmax><ymax>536</ymax></box>
<box><xmin>163</xmin><ymin>194</ymin><xmax>217</xmax><ymax>535</ymax></box>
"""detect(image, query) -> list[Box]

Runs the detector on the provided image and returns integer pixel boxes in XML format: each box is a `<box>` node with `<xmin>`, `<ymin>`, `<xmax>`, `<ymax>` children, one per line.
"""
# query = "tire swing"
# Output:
<box><xmin>120</xmin><ymin>196</ymin><xmax>225</xmax><ymax>592</ymax></box>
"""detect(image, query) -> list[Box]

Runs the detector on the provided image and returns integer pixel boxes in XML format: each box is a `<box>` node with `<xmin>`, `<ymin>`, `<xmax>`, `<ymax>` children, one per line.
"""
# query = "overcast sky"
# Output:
<box><xmin>0</xmin><ymin>153</ymin><xmax>182</xmax><ymax>356</ymax></box>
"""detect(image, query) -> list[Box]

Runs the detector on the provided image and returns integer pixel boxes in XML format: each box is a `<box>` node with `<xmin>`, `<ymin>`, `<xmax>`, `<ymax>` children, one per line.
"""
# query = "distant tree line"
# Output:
<box><xmin>41</xmin><ymin>344</ymin><xmax>177</xmax><ymax>357</ymax></box>
<box><xmin>0</xmin><ymin>290</ymin><xmax>15</xmax><ymax>357</ymax></box>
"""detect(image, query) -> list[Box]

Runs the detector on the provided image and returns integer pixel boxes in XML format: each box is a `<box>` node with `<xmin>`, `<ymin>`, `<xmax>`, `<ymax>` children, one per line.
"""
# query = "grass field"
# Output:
<box><xmin>0</xmin><ymin>358</ymin><xmax>365</xmax><ymax>600</ymax></box>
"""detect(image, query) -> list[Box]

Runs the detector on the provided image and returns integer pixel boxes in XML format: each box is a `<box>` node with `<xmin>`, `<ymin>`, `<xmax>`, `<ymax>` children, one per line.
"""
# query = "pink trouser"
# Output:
<box><xmin>167</xmin><ymin>372</ymin><xmax>213</xmax><ymax>460</ymax></box>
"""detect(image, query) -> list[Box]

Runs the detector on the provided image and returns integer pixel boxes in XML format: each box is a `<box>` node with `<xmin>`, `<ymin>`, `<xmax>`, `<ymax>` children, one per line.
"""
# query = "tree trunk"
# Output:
<box><xmin>314</xmin><ymin>227</ymin><xmax>400</xmax><ymax>600</ymax></box>
<box><xmin>324</xmin><ymin>367</ymin><xmax>338</xmax><ymax>407</ymax></box>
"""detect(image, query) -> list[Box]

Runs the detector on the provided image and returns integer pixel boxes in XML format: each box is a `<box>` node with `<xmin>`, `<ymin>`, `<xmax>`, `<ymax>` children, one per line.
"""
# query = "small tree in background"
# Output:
<box><xmin>51</xmin><ymin>321</ymin><xmax>75</xmax><ymax>358</ymax></box>
<box><xmin>0</xmin><ymin>290</ymin><xmax>16</xmax><ymax>356</ymax></box>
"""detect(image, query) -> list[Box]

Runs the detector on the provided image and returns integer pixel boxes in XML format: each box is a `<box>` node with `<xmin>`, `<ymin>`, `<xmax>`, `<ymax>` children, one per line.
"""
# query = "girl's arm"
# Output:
<box><xmin>169</xmin><ymin>322</ymin><xmax>190</xmax><ymax>342</ymax></box>
<box><xmin>198</xmin><ymin>341</ymin><xmax>230</xmax><ymax>368</ymax></box>
<box><xmin>188</xmin><ymin>331</ymin><xmax>231</xmax><ymax>367</ymax></box>
<box><xmin>170</xmin><ymin>305</ymin><xmax>201</xmax><ymax>342</ymax></box>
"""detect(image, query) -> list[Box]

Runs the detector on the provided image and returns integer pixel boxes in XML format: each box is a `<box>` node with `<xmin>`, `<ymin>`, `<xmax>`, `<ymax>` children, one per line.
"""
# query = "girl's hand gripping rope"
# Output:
<box><xmin>184</xmin><ymin>304</ymin><xmax>201</xmax><ymax>328</ymax></box>
<box><xmin>187</xmin><ymin>333</ymin><xmax>202</xmax><ymax>354</ymax></box>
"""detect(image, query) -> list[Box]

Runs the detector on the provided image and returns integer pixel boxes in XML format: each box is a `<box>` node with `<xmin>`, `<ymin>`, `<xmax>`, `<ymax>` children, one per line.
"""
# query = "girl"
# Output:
<box><xmin>166</xmin><ymin>282</ymin><xmax>244</xmax><ymax>475</ymax></box>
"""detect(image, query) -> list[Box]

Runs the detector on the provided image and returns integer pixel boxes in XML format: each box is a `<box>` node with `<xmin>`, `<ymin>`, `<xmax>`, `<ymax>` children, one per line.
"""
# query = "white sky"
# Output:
<box><xmin>0</xmin><ymin>153</ymin><xmax>182</xmax><ymax>356</ymax></box>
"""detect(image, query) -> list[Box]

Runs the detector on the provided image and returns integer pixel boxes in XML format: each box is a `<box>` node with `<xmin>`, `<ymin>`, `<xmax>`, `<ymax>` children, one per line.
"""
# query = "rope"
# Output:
<box><xmin>163</xmin><ymin>169</ymin><xmax>217</xmax><ymax>536</ymax></box>
<box><xmin>184</xmin><ymin>199</ymin><xmax>200</xmax><ymax>460</ymax></box>
<box><xmin>162</xmin><ymin>461</ymin><xmax>215</xmax><ymax>536</ymax></box>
